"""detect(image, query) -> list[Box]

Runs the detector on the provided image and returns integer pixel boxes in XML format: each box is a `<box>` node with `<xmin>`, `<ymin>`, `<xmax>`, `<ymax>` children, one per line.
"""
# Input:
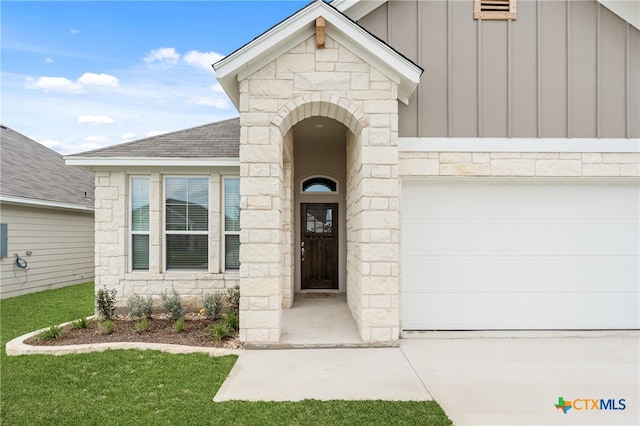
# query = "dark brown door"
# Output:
<box><xmin>301</xmin><ymin>203</ymin><xmax>338</xmax><ymax>290</ymax></box>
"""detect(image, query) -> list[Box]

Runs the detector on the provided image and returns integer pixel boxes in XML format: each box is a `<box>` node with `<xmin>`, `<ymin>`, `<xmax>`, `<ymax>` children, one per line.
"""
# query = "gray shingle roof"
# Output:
<box><xmin>70</xmin><ymin>118</ymin><xmax>240</xmax><ymax>158</ymax></box>
<box><xmin>1</xmin><ymin>125</ymin><xmax>95</xmax><ymax>209</ymax></box>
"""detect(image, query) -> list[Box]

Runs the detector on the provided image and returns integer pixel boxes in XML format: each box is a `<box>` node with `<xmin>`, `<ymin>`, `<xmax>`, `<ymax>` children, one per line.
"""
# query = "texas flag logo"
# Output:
<box><xmin>555</xmin><ymin>397</ymin><xmax>572</xmax><ymax>414</ymax></box>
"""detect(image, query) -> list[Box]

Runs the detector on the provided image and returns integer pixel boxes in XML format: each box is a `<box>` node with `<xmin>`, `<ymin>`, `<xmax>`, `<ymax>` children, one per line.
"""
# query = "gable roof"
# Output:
<box><xmin>65</xmin><ymin>118</ymin><xmax>240</xmax><ymax>168</ymax></box>
<box><xmin>0</xmin><ymin>125</ymin><xmax>94</xmax><ymax>211</ymax></box>
<box><xmin>332</xmin><ymin>0</ymin><xmax>386</xmax><ymax>21</ymax></box>
<box><xmin>597</xmin><ymin>0</ymin><xmax>640</xmax><ymax>30</ymax></box>
<box><xmin>214</xmin><ymin>0</ymin><xmax>422</xmax><ymax>109</ymax></box>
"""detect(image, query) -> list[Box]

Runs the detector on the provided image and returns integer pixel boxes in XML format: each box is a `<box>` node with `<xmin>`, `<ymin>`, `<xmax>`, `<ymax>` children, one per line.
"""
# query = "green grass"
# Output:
<box><xmin>1</xmin><ymin>283</ymin><xmax>452</xmax><ymax>425</ymax></box>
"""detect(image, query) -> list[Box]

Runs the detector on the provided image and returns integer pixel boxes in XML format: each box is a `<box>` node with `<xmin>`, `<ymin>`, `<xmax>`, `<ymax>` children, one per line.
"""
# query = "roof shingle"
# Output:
<box><xmin>0</xmin><ymin>125</ymin><xmax>95</xmax><ymax>208</ymax></box>
<box><xmin>70</xmin><ymin>118</ymin><xmax>240</xmax><ymax>159</ymax></box>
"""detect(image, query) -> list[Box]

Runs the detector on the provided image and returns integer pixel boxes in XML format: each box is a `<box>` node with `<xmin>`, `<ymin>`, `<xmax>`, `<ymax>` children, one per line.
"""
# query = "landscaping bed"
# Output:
<box><xmin>24</xmin><ymin>313</ymin><xmax>241</xmax><ymax>349</ymax></box>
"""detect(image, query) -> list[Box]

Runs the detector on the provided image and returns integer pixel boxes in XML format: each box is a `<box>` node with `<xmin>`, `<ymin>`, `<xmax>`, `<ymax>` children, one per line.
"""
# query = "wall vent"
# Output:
<box><xmin>474</xmin><ymin>0</ymin><xmax>517</xmax><ymax>20</ymax></box>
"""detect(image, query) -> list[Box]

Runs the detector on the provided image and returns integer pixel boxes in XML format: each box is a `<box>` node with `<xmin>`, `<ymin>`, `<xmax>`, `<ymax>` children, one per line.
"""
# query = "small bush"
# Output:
<box><xmin>99</xmin><ymin>320</ymin><xmax>115</xmax><ymax>335</ymax></box>
<box><xmin>73</xmin><ymin>317</ymin><xmax>88</xmax><ymax>329</ymax></box>
<box><xmin>95</xmin><ymin>286</ymin><xmax>117</xmax><ymax>320</ymax></box>
<box><xmin>160</xmin><ymin>290</ymin><xmax>186</xmax><ymax>321</ymax></box>
<box><xmin>203</xmin><ymin>292</ymin><xmax>223</xmax><ymax>320</ymax></box>
<box><xmin>36</xmin><ymin>325</ymin><xmax>63</xmax><ymax>341</ymax></box>
<box><xmin>174</xmin><ymin>316</ymin><xmax>185</xmax><ymax>333</ymax></box>
<box><xmin>127</xmin><ymin>294</ymin><xmax>153</xmax><ymax>319</ymax></box>
<box><xmin>226</xmin><ymin>285</ymin><xmax>240</xmax><ymax>314</ymax></box>
<box><xmin>134</xmin><ymin>317</ymin><xmax>151</xmax><ymax>333</ymax></box>
<box><xmin>225</xmin><ymin>310</ymin><xmax>239</xmax><ymax>332</ymax></box>
<box><xmin>209</xmin><ymin>322</ymin><xmax>232</xmax><ymax>341</ymax></box>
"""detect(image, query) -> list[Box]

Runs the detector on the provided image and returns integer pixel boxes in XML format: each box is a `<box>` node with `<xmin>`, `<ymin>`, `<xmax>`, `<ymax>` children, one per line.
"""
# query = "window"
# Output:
<box><xmin>0</xmin><ymin>223</ymin><xmax>7</xmax><ymax>258</ymax></box>
<box><xmin>302</xmin><ymin>177</ymin><xmax>337</xmax><ymax>193</ymax></box>
<box><xmin>165</xmin><ymin>177</ymin><xmax>209</xmax><ymax>270</ymax></box>
<box><xmin>474</xmin><ymin>0</ymin><xmax>516</xmax><ymax>20</ymax></box>
<box><xmin>223</xmin><ymin>177</ymin><xmax>240</xmax><ymax>270</ymax></box>
<box><xmin>130</xmin><ymin>177</ymin><xmax>149</xmax><ymax>270</ymax></box>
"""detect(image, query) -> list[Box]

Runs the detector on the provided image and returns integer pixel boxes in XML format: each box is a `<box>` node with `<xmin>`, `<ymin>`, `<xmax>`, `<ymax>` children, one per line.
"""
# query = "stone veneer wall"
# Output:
<box><xmin>399</xmin><ymin>152</ymin><xmax>640</xmax><ymax>177</ymax></box>
<box><xmin>238</xmin><ymin>34</ymin><xmax>402</xmax><ymax>343</ymax></box>
<box><xmin>94</xmin><ymin>170</ymin><xmax>239</xmax><ymax>312</ymax></box>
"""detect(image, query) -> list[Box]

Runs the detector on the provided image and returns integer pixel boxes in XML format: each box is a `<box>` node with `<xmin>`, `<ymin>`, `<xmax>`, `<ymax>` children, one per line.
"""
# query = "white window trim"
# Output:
<box><xmin>399</xmin><ymin>137</ymin><xmax>640</xmax><ymax>153</ymax></box>
<box><xmin>163</xmin><ymin>176</ymin><xmax>210</xmax><ymax>272</ymax></box>
<box><xmin>129</xmin><ymin>175</ymin><xmax>150</xmax><ymax>272</ymax></box>
<box><xmin>222</xmin><ymin>175</ymin><xmax>240</xmax><ymax>272</ymax></box>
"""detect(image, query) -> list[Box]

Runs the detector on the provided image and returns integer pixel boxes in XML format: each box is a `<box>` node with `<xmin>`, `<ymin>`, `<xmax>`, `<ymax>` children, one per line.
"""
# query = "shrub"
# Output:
<box><xmin>226</xmin><ymin>285</ymin><xmax>240</xmax><ymax>315</ymax></box>
<box><xmin>225</xmin><ymin>310</ymin><xmax>239</xmax><ymax>332</ymax></box>
<box><xmin>160</xmin><ymin>290</ymin><xmax>186</xmax><ymax>321</ymax></box>
<box><xmin>99</xmin><ymin>320</ymin><xmax>115</xmax><ymax>335</ymax></box>
<box><xmin>134</xmin><ymin>317</ymin><xmax>151</xmax><ymax>333</ymax></box>
<box><xmin>73</xmin><ymin>317</ymin><xmax>88</xmax><ymax>329</ymax></box>
<box><xmin>203</xmin><ymin>292</ymin><xmax>223</xmax><ymax>320</ymax></box>
<box><xmin>95</xmin><ymin>286</ymin><xmax>117</xmax><ymax>320</ymax></box>
<box><xmin>209</xmin><ymin>322</ymin><xmax>232</xmax><ymax>341</ymax></box>
<box><xmin>174</xmin><ymin>316</ymin><xmax>185</xmax><ymax>333</ymax></box>
<box><xmin>127</xmin><ymin>294</ymin><xmax>153</xmax><ymax>319</ymax></box>
<box><xmin>36</xmin><ymin>325</ymin><xmax>63</xmax><ymax>341</ymax></box>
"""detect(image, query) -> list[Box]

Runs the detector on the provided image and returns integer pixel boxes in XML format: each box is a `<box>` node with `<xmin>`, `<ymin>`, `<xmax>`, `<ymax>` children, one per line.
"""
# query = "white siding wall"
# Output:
<box><xmin>0</xmin><ymin>203</ymin><xmax>94</xmax><ymax>299</ymax></box>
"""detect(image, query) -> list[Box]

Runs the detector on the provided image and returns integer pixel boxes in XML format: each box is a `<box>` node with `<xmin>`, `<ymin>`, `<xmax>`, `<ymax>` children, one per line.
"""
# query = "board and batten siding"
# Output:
<box><xmin>359</xmin><ymin>0</ymin><xmax>640</xmax><ymax>138</ymax></box>
<box><xmin>0</xmin><ymin>203</ymin><xmax>94</xmax><ymax>299</ymax></box>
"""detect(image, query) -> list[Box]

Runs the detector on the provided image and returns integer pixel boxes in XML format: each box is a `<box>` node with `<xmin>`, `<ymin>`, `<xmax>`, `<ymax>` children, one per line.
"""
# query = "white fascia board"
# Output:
<box><xmin>597</xmin><ymin>0</ymin><xmax>640</xmax><ymax>30</ymax></box>
<box><xmin>332</xmin><ymin>0</ymin><xmax>387</xmax><ymax>21</ymax></box>
<box><xmin>214</xmin><ymin>0</ymin><xmax>421</xmax><ymax>109</ymax></box>
<box><xmin>0</xmin><ymin>195</ymin><xmax>94</xmax><ymax>212</ymax></box>
<box><xmin>65</xmin><ymin>157</ymin><xmax>240</xmax><ymax>168</ymax></box>
<box><xmin>399</xmin><ymin>138</ymin><xmax>640</xmax><ymax>153</ymax></box>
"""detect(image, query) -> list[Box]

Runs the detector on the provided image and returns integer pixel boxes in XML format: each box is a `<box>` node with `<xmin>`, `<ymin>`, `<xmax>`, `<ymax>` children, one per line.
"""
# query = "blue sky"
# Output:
<box><xmin>1</xmin><ymin>1</ymin><xmax>309</xmax><ymax>155</ymax></box>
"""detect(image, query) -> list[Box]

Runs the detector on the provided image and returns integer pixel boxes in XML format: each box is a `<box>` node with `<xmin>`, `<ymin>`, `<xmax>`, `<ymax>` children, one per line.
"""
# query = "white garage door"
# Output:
<box><xmin>401</xmin><ymin>179</ymin><xmax>640</xmax><ymax>330</ymax></box>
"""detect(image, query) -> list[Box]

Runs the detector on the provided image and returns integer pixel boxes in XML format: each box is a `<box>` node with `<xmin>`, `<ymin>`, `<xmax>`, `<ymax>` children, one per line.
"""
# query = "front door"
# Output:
<box><xmin>301</xmin><ymin>203</ymin><xmax>338</xmax><ymax>290</ymax></box>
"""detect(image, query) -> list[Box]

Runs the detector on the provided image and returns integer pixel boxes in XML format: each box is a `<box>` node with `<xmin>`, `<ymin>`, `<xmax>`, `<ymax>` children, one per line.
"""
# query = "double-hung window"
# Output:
<box><xmin>223</xmin><ymin>177</ymin><xmax>240</xmax><ymax>270</ymax></box>
<box><xmin>130</xmin><ymin>177</ymin><xmax>150</xmax><ymax>270</ymax></box>
<box><xmin>165</xmin><ymin>177</ymin><xmax>209</xmax><ymax>270</ymax></box>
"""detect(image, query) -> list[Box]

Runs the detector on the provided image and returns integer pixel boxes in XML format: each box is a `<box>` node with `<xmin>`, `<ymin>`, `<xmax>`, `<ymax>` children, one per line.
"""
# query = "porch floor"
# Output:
<box><xmin>279</xmin><ymin>293</ymin><xmax>363</xmax><ymax>347</ymax></box>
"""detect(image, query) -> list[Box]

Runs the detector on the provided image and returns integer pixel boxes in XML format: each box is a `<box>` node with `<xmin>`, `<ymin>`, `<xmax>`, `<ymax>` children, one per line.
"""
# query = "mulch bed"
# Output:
<box><xmin>25</xmin><ymin>313</ymin><xmax>241</xmax><ymax>349</ymax></box>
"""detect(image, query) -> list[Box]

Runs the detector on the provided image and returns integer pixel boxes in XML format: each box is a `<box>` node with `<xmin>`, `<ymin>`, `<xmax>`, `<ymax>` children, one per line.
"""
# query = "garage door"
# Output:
<box><xmin>401</xmin><ymin>179</ymin><xmax>639</xmax><ymax>330</ymax></box>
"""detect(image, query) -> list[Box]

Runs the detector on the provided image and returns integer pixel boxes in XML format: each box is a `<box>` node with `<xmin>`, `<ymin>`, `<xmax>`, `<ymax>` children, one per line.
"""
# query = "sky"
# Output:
<box><xmin>1</xmin><ymin>1</ymin><xmax>309</xmax><ymax>155</ymax></box>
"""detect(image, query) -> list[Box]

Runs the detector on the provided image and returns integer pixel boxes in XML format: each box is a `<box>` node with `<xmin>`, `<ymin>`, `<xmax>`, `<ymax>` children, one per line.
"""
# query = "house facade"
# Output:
<box><xmin>0</xmin><ymin>126</ymin><xmax>95</xmax><ymax>299</ymax></box>
<box><xmin>67</xmin><ymin>0</ymin><xmax>639</xmax><ymax>344</ymax></box>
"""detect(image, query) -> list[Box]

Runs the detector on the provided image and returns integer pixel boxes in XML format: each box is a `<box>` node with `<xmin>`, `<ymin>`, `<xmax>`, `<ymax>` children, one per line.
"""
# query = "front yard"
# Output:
<box><xmin>0</xmin><ymin>283</ymin><xmax>452</xmax><ymax>425</ymax></box>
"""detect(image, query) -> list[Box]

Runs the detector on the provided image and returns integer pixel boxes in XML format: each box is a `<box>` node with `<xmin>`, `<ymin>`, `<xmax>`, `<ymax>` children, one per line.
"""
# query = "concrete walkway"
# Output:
<box><xmin>214</xmin><ymin>331</ymin><xmax>639</xmax><ymax>426</ymax></box>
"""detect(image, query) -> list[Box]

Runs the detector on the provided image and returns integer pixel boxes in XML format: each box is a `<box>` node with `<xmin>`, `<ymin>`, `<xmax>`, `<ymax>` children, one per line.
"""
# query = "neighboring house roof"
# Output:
<box><xmin>65</xmin><ymin>118</ymin><xmax>240</xmax><ymax>168</ymax></box>
<box><xmin>0</xmin><ymin>125</ymin><xmax>94</xmax><ymax>211</ymax></box>
<box><xmin>214</xmin><ymin>0</ymin><xmax>423</xmax><ymax>108</ymax></box>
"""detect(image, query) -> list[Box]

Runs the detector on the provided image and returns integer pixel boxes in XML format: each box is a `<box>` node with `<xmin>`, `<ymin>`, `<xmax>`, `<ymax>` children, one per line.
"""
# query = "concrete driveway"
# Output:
<box><xmin>401</xmin><ymin>331</ymin><xmax>639</xmax><ymax>425</ymax></box>
<box><xmin>214</xmin><ymin>331</ymin><xmax>638</xmax><ymax>425</ymax></box>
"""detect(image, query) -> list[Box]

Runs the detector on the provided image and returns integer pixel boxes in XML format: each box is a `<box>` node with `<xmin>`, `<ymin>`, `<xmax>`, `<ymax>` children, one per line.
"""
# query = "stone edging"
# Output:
<box><xmin>5</xmin><ymin>317</ymin><xmax>244</xmax><ymax>357</ymax></box>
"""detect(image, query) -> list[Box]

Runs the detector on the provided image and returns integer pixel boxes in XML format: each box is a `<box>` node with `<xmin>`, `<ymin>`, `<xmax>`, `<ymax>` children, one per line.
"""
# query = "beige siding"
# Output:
<box><xmin>0</xmin><ymin>203</ymin><xmax>94</xmax><ymax>299</ymax></box>
<box><xmin>360</xmin><ymin>0</ymin><xmax>639</xmax><ymax>138</ymax></box>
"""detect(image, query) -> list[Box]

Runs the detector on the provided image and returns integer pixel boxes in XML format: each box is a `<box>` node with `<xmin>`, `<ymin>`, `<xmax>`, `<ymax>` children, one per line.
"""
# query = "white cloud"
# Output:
<box><xmin>70</xmin><ymin>27</ymin><xmax>80</xmax><ymax>35</ymax></box>
<box><xmin>144</xmin><ymin>47</ymin><xmax>180</xmax><ymax>66</ymax></box>
<box><xmin>183</xmin><ymin>50</ymin><xmax>224</xmax><ymax>71</ymax></box>
<box><xmin>145</xmin><ymin>130</ymin><xmax>168</xmax><ymax>138</ymax></box>
<box><xmin>26</xmin><ymin>76</ymin><xmax>84</xmax><ymax>93</ymax></box>
<box><xmin>44</xmin><ymin>58</ymin><xmax>54</xmax><ymax>64</ymax></box>
<box><xmin>78</xmin><ymin>115</ymin><xmax>115</xmax><ymax>125</ymax></box>
<box><xmin>77</xmin><ymin>72</ymin><xmax>119</xmax><ymax>88</ymax></box>
<box><xmin>190</xmin><ymin>97</ymin><xmax>229</xmax><ymax>108</ymax></box>
<box><xmin>26</xmin><ymin>72</ymin><xmax>119</xmax><ymax>94</ymax></box>
<box><xmin>40</xmin><ymin>139</ymin><xmax>62</xmax><ymax>149</ymax></box>
<box><xmin>121</xmin><ymin>132</ymin><xmax>137</xmax><ymax>141</ymax></box>
<box><xmin>78</xmin><ymin>142</ymin><xmax>101</xmax><ymax>151</ymax></box>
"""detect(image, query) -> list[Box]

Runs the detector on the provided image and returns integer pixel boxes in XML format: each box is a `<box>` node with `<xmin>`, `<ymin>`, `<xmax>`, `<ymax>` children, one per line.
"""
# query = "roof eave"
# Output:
<box><xmin>65</xmin><ymin>156</ymin><xmax>240</xmax><ymax>169</ymax></box>
<box><xmin>0</xmin><ymin>195</ymin><xmax>94</xmax><ymax>212</ymax></box>
<box><xmin>214</xmin><ymin>0</ymin><xmax>422</xmax><ymax>110</ymax></box>
<box><xmin>332</xmin><ymin>0</ymin><xmax>386</xmax><ymax>21</ymax></box>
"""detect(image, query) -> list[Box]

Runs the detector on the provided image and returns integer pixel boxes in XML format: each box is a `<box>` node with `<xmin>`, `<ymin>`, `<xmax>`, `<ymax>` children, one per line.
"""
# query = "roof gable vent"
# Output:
<box><xmin>474</xmin><ymin>0</ymin><xmax>516</xmax><ymax>20</ymax></box>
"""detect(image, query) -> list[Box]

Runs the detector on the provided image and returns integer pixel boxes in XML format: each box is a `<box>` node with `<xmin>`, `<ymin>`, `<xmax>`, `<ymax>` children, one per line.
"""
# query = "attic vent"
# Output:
<box><xmin>474</xmin><ymin>0</ymin><xmax>516</xmax><ymax>20</ymax></box>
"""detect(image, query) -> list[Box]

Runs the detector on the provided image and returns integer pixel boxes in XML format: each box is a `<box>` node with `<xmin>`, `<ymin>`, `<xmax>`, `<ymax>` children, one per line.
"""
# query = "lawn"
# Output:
<box><xmin>1</xmin><ymin>283</ymin><xmax>452</xmax><ymax>425</ymax></box>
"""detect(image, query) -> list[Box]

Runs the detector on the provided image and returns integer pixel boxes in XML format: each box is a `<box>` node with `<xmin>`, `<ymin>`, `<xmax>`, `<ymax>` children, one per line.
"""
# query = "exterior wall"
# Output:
<box><xmin>359</xmin><ymin>0</ymin><xmax>640</xmax><ymax>138</ymax></box>
<box><xmin>399</xmin><ymin>151</ymin><xmax>640</xmax><ymax>177</ymax></box>
<box><xmin>93</xmin><ymin>170</ymin><xmax>239</xmax><ymax>311</ymax></box>
<box><xmin>0</xmin><ymin>203</ymin><xmax>94</xmax><ymax>299</ymax></box>
<box><xmin>239</xmin><ymin>35</ymin><xmax>401</xmax><ymax>343</ymax></box>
